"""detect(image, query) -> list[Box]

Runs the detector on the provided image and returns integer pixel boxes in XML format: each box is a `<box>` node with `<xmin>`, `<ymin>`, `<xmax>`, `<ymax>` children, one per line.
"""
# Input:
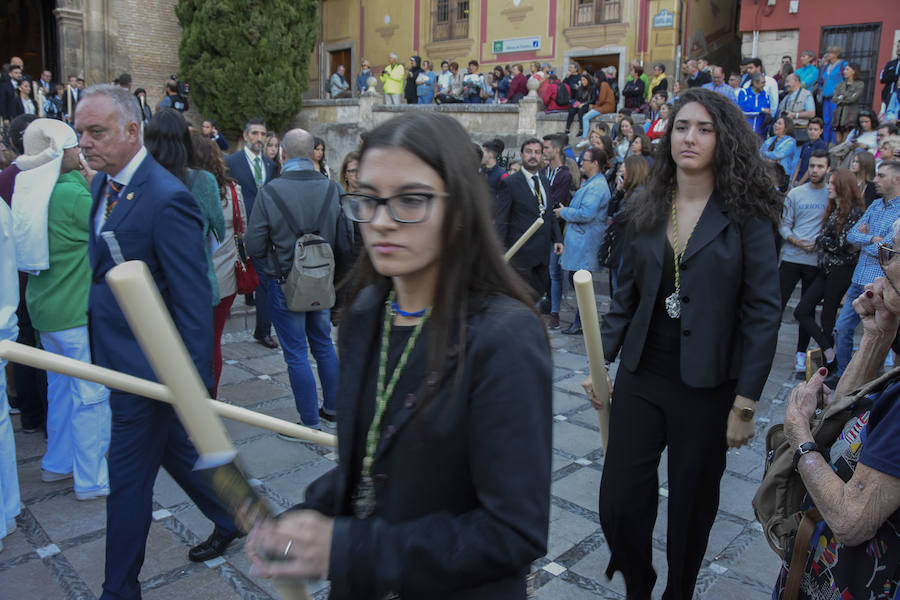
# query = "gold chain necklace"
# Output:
<box><xmin>665</xmin><ymin>190</ymin><xmax>699</xmax><ymax>319</ymax></box>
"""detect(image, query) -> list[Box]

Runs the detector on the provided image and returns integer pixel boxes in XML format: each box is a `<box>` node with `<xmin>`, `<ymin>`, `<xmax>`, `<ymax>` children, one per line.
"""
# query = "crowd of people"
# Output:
<box><xmin>0</xmin><ymin>45</ymin><xmax>899</xmax><ymax>600</ymax></box>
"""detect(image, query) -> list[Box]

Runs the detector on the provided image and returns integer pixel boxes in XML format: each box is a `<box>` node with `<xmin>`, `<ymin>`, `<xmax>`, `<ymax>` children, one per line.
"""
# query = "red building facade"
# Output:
<box><xmin>739</xmin><ymin>0</ymin><xmax>900</xmax><ymax>112</ymax></box>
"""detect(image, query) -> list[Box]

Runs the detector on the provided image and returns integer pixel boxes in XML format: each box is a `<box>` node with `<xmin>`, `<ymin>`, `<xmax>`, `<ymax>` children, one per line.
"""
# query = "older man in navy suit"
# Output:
<box><xmin>76</xmin><ymin>84</ymin><xmax>240</xmax><ymax>600</ymax></box>
<box><xmin>225</xmin><ymin>119</ymin><xmax>277</xmax><ymax>348</ymax></box>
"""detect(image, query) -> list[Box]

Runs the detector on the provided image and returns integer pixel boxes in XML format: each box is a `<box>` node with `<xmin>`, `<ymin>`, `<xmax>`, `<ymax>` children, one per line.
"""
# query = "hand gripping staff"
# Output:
<box><xmin>105</xmin><ymin>260</ymin><xmax>311</xmax><ymax>600</ymax></box>
<box><xmin>572</xmin><ymin>269</ymin><xmax>611</xmax><ymax>450</ymax></box>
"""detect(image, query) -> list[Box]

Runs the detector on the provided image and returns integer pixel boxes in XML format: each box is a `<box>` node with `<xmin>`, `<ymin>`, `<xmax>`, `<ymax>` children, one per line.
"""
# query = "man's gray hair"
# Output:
<box><xmin>786</xmin><ymin>73</ymin><xmax>800</xmax><ymax>84</ymax></box>
<box><xmin>281</xmin><ymin>128</ymin><xmax>314</xmax><ymax>160</ymax></box>
<box><xmin>389</xmin><ymin>52</ymin><xmax>398</xmax><ymax>60</ymax></box>
<box><xmin>751</xmin><ymin>72</ymin><xmax>765</xmax><ymax>84</ymax></box>
<box><xmin>79</xmin><ymin>84</ymin><xmax>142</xmax><ymax>130</ymax></box>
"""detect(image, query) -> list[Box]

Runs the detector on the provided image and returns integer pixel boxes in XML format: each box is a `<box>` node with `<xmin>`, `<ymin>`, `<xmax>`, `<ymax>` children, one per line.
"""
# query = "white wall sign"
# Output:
<box><xmin>492</xmin><ymin>36</ymin><xmax>541</xmax><ymax>54</ymax></box>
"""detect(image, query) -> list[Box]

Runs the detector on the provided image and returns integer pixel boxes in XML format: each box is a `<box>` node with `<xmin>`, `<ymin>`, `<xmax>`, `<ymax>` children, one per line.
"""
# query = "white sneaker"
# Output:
<box><xmin>75</xmin><ymin>488</ymin><xmax>109</xmax><ymax>501</ymax></box>
<box><xmin>795</xmin><ymin>352</ymin><xmax>806</xmax><ymax>372</ymax></box>
<box><xmin>41</xmin><ymin>469</ymin><xmax>73</xmax><ymax>483</ymax></box>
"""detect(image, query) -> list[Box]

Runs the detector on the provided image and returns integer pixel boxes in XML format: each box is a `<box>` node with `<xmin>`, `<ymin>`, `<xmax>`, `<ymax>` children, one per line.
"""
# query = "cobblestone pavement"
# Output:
<box><xmin>0</xmin><ymin>283</ymin><xmax>807</xmax><ymax>600</ymax></box>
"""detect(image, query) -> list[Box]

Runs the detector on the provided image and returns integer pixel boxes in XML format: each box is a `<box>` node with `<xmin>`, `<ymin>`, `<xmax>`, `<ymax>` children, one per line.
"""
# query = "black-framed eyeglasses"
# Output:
<box><xmin>340</xmin><ymin>191</ymin><xmax>445</xmax><ymax>224</ymax></box>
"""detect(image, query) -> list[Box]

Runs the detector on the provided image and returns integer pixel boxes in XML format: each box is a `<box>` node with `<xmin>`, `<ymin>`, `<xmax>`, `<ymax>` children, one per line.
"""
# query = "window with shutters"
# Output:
<box><xmin>820</xmin><ymin>23</ymin><xmax>882</xmax><ymax>109</ymax></box>
<box><xmin>432</xmin><ymin>0</ymin><xmax>469</xmax><ymax>42</ymax></box>
<box><xmin>571</xmin><ymin>0</ymin><xmax>622</xmax><ymax>27</ymax></box>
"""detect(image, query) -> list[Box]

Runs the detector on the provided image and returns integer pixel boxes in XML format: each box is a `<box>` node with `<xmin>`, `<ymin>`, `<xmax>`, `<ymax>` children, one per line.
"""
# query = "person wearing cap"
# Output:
<box><xmin>14</xmin><ymin>118</ymin><xmax>110</xmax><ymax>501</ymax></box>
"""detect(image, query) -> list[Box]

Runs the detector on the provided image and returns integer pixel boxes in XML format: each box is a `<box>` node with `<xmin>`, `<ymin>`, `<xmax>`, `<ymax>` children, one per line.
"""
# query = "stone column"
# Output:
<box><xmin>54</xmin><ymin>1</ymin><xmax>85</xmax><ymax>80</ymax></box>
<box><xmin>359</xmin><ymin>93</ymin><xmax>377</xmax><ymax>127</ymax></box>
<box><xmin>517</xmin><ymin>98</ymin><xmax>538</xmax><ymax>136</ymax></box>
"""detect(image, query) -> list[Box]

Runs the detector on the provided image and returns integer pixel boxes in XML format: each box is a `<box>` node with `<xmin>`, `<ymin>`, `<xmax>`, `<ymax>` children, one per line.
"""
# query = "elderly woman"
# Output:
<box><xmin>775</xmin><ymin>175</ymin><xmax>900</xmax><ymax>596</ymax></box>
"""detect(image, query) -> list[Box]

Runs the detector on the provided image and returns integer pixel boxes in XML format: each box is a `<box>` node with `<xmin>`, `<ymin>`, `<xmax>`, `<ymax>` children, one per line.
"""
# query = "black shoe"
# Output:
<box><xmin>244</xmin><ymin>293</ymin><xmax>255</xmax><ymax>307</ymax></box>
<box><xmin>188</xmin><ymin>529</ymin><xmax>242</xmax><ymax>562</ymax></box>
<box><xmin>318</xmin><ymin>408</ymin><xmax>336</xmax><ymax>423</ymax></box>
<box><xmin>539</xmin><ymin>298</ymin><xmax>551</xmax><ymax>315</ymax></box>
<box><xmin>254</xmin><ymin>334</ymin><xmax>278</xmax><ymax>349</ymax></box>
<box><xmin>562</xmin><ymin>323</ymin><xmax>582</xmax><ymax>335</ymax></box>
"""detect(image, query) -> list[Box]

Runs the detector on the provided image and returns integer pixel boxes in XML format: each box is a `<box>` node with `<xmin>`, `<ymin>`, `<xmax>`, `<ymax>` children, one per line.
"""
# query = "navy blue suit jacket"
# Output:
<box><xmin>224</xmin><ymin>150</ymin><xmax>275</xmax><ymax>219</ymax></box>
<box><xmin>88</xmin><ymin>151</ymin><xmax>214</xmax><ymax>388</ymax></box>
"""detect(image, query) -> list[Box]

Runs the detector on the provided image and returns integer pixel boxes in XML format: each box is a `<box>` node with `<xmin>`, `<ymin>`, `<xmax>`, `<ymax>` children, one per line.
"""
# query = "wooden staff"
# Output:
<box><xmin>66</xmin><ymin>86</ymin><xmax>72</xmax><ymax>123</ymax></box>
<box><xmin>503</xmin><ymin>216</ymin><xmax>544</xmax><ymax>261</ymax></box>
<box><xmin>139</xmin><ymin>94</ymin><xmax>145</xmax><ymax>137</ymax></box>
<box><xmin>572</xmin><ymin>270</ymin><xmax>611</xmax><ymax>450</ymax></box>
<box><xmin>105</xmin><ymin>261</ymin><xmax>312</xmax><ymax>599</ymax></box>
<box><xmin>0</xmin><ymin>340</ymin><xmax>336</xmax><ymax>448</ymax></box>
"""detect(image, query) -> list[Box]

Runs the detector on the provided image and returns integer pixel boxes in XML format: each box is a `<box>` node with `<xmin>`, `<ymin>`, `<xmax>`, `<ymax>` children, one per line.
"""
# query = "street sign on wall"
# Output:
<box><xmin>492</xmin><ymin>36</ymin><xmax>541</xmax><ymax>54</ymax></box>
<box><xmin>653</xmin><ymin>9</ymin><xmax>674</xmax><ymax>28</ymax></box>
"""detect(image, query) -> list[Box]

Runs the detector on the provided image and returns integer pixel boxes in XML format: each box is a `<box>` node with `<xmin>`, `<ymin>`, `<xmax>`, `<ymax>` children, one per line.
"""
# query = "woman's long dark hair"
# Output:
<box><xmin>346</xmin><ymin>112</ymin><xmax>539</xmax><ymax>405</ymax></box>
<box><xmin>145</xmin><ymin>108</ymin><xmax>192</xmax><ymax>184</ymax></box>
<box><xmin>628</xmin><ymin>88</ymin><xmax>782</xmax><ymax>231</ymax></box>
<box><xmin>190</xmin><ymin>130</ymin><xmax>231</xmax><ymax>192</ymax></box>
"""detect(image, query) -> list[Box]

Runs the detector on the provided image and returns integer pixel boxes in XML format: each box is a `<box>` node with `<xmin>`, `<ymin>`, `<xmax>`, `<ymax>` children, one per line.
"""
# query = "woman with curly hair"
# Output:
<box><xmin>596</xmin><ymin>88</ymin><xmax>781</xmax><ymax>599</ymax></box>
<box><xmin>793</xmin><ymin>168</ymin><xmax>865</xmax><ymax>371</ymax></box>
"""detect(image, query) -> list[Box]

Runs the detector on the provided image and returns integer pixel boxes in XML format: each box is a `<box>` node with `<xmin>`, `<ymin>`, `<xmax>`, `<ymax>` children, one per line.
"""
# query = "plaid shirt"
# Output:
<box><xmin>847</xmin><ymin>195</ymin><xmax>900</xmax><ymax>284</ymax></box>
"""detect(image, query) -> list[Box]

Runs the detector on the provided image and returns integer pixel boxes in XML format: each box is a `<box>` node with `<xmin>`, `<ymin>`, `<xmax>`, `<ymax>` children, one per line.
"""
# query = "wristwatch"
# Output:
<box><xmin>792</xmin><ymin>441</ymin><xmax>823</xmax><ymax>473</ymax></box>
<box><xmin>731</xmin><ymin>404</ymin><xmax>755</xmax><ymax>421</ymax></box>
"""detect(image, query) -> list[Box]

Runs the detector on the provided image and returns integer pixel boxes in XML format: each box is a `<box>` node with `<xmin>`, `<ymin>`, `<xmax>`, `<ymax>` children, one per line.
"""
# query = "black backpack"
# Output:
<box><xmin>555</xmin><ymin>81</ymin><xmax>571</xmax><ymax>106</ymax></box>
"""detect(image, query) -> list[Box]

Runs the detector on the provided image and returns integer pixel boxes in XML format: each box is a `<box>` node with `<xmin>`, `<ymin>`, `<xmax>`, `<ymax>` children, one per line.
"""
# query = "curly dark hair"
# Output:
<box><xmin>189</xmin><ymin>130</ymin><xmax>231</xmax><ymax>191</ymax></box>
<box><xmin>628</xmin><ymin>88</ymin><xmax>782</xmax><ymax>231</ymax></box>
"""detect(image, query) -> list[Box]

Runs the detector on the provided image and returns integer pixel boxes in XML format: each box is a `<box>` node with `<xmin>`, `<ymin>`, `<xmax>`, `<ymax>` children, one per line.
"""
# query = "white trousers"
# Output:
<box><xmin>0</xmin><ymin>360</ymin><xmax>20</xmax><ymax>538</ymax></box>
<box><xmin>384</xmin><ymin>93</ymin><xmax>402</xmax><ymax>105</ymax></box>
<box><xmin>40</xmin><ymin>326</ymin><xmax>111</xmax><ymax>493</ymax></box>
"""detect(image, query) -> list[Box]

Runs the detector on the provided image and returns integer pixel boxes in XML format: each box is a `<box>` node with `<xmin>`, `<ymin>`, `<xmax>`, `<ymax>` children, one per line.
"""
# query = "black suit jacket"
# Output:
<box><xmin>601</xmin><ymin>193</ymin><xmax>780</xmax><ymax>401</ymax></box>
<box><xmin>301</xmin><ymin>285</ymin><xmax>552</xmax><ymax>599</ymax></box>
<box><xmin>224</xmin><ymin>149</ymin><xmax>276</xmax><ymax>219</ymax></box>
<box><xmin>494</xmin><ymin>170</ymin><xmax>562</xmax><ymax>268</ymax></box>
<box><xmin>0</xmin><ymin>79</ymin><xmax>17</xmax><ymax>121</ymax></box>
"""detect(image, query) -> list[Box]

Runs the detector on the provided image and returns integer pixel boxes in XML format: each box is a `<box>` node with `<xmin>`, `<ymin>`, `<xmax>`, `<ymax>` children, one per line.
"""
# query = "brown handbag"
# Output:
<box><xmin>230</xmin><ymin>182</ymin><xmax>258</xmax><ymax>295</ymax></box>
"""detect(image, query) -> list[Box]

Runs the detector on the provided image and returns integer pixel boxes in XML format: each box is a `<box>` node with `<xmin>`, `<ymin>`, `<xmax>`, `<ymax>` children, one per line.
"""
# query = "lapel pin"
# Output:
<box><xmin>126</xmin><ymin>192</ymin><xmax>134</xmax><ymax>200</ymax></box>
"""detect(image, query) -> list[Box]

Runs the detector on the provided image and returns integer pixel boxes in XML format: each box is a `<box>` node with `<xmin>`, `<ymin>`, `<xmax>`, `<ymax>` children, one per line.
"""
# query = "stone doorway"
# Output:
<box><xmin>0</xmin><ymin>0</ymin><xmax>59</xmax><ymax>81</ymax></box>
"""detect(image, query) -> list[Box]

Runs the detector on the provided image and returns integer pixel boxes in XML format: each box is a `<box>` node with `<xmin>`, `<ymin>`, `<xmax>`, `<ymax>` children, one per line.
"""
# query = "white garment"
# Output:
<box><xmin>40</xmin><ymin>326</ymin><xmax>111</xmax><ymax>494</ymax></box>
<box><xmin>0</xmin><ymin>202</ymin><xmax>20</xmax><ymax>540</ymax></box>
<box><xmin>12</xmin><ymin>118</ymin><xmax>79</xmax><ymax>273</ymax></box>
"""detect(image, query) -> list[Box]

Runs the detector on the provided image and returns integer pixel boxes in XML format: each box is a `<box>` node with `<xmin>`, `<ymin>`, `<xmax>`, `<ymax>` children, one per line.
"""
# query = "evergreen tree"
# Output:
<box><xmin>175</xmin><ymin>0</ymin><xmax>319</xmax><ymax>136</ymax></box>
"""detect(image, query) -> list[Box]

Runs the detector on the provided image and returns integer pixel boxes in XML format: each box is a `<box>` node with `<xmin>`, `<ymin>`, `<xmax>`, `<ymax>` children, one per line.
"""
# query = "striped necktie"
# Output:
<box><xmin>105</xmin><ymin>179</ymin><xmax>122</xmax><ymax>220</ymax></box>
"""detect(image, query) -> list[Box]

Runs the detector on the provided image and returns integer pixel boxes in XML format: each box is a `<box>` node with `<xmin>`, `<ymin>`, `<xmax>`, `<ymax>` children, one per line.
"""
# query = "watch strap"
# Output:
<box><xmin>792</xmin><ymin>441</ymin><xmax>823</xmax><ymax>473</ymax></box>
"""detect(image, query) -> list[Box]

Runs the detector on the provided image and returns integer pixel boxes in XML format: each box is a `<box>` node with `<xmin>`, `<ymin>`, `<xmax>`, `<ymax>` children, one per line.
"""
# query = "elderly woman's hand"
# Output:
<box><xmin>246</xmin><ymin>511</ymin><xmax>334</xmax><ymax>580</ymax></box>
<box><xmin>784</xmin><ymin>367</ymin><xmax>832</xmax><ymax>448</ymax></box>
<box><xmin>855</xmin><ymin>280</ymin><xmax>900</xmax><ymax>338</ymax></box>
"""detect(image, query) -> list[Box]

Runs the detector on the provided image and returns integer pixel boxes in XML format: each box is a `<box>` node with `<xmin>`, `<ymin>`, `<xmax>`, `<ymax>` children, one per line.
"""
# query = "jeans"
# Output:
<box><xmin>417</xmin><ymin>94</ymin><xmax>434</xmax><ymax>104</ymax></box>
<box><xmin>40</xmin><ymin>326</ymin><xmax>111</xmax><ymax>493</ymax></box>
<box><xmin>581</xmin><ymin>109</ymin><xmax>602</xmax><ymax>138</ymax></box>
<box><xmin>835</xmin><ymin>282</ymin><xmax>865</xmax><ymax>374</ymax></box>
<box><xmin>549</xmin><ymin>249</ymin><xmax>563</xmax><ymax>314</ymax></box>
<box><xmin>0</xmin><ymin>363</ymin><xmax>20</xmax><ymax>539</ymax></box>
<box><xmin>267</xmin><ymin>279</ymin><xmax>338</xmax><ymax>426</ymax></box>
<box><xmin>823</xmin><ymin>98</ymin><xmax>836</xmax><ymax>145</ymax></box>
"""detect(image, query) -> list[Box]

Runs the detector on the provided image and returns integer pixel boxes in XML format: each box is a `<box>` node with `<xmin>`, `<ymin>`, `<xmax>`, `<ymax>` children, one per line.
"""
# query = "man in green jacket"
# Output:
<box><xmin>18</xmin><ymin>119</ymin><xmax>110</xmax><ymax>501</ymax></box>
<box><xmin>381</xmin><ymin>52</ymin><xmax>405</xmax><ymax>105</ymax></box>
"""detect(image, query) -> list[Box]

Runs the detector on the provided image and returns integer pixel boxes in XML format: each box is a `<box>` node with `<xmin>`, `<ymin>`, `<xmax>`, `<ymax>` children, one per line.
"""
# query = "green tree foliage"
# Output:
<box><xmin>175</xmin><ymin>0</ymin><xmax>319</xmax><ymax>137</ymax></box>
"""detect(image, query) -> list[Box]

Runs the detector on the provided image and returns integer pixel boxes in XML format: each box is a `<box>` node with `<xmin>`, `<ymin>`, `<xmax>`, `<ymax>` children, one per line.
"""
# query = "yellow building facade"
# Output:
<box><xmin>309</xmin><ymin>0</ymin><xmax>740</xmax><ymax>99</ymax></box>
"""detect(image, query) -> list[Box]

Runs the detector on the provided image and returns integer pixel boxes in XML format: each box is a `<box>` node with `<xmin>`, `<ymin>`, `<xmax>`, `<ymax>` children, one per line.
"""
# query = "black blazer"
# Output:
<box><xmin>601</xmin><ymin>193</ymin><xmax>780</xmax><ymax>401</ymax></box>
<box><xmin>301</xmin><ymin>285</ymin><xmax>552</xmax><ymax>599</ymax></box>
<box><xmin>494</xmin><ymin>170</ymin><xmax>563</xmax><ymax>268</ymax></box>
<box><xmin>224</xmin><ymin>149</ymin><xmax>276</xmax><ymax>218</ymax></box>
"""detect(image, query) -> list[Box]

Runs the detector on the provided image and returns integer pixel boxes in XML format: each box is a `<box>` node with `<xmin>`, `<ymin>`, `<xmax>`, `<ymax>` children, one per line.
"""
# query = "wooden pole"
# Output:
<box><xmin>572</xmin><ymin>270</ymin><xmax>611</xmax><ymax>450</ymax></box>
<box><xmin>504</xmin><ymin>217</ymin><xmax>544</xmax><ymax>261</ymax></box>
<box><xmin>0</xmin><ymin>341</ymin><xmax>336</xmax><ymax>447</ymax></box>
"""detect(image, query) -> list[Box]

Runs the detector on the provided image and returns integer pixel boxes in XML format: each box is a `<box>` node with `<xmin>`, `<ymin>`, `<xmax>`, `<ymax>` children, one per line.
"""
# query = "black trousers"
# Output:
<box><xmin>793</xmin><ymin>264</ymin><xmax>853</xmax><ymax>351</ymax></box>
<box><xmin>512</xmin><ymin>262</ymin><xmax>549</xmax><ymax>302</ymax></box>
<box><xmin>566</xmin><ymin>103</ymin><xmax>590</xmax><ymax>133</ymax></box>
<box><xmin>779</xmin><ymin>261</ymin><xmax>819</xmax><ymax>353</ymax></box>
<box><xmin>599</xmin><ymin>364</ymin><xmax>734</xmax><ymax>600</ymax></box>
<box><xmin>12</xmin><ymin>298</ymin><xmax>47</xmax><ymax>431</ymax></box>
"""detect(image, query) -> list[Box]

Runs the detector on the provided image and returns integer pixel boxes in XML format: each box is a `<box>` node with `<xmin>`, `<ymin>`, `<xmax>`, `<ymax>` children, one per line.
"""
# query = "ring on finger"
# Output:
<box><xmin>283</xmin><ymin>539</ymin><xmax>293</xmax><ymax>559</ymax></box>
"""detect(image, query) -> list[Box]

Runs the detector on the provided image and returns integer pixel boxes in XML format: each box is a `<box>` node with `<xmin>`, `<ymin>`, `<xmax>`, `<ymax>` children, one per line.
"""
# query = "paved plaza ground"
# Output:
<box><xmin>0</xmin><ymin>281</ymin><xmax>808</xmax><ymax>599</ymax></box>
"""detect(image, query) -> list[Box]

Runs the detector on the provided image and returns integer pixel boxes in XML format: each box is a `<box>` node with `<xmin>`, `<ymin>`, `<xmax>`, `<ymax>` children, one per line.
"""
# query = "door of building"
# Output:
<box><xmin>0</xmin><ymin>0</ymin><xmax>59</xmax><ymax>82</ymax></box>
<box><xmin>820</xmin><ymin>22</ymin><xmax>882</xmax><ymax>110</ymax></box>
<box><xmin>328</xmin><ymin>48</ymin><xmax>352</xmax><ymax>96</ymax></box>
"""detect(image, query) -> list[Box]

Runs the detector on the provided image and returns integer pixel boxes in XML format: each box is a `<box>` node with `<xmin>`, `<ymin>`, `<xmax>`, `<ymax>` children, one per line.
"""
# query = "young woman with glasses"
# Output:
<box><xmin>793</xmin><ymin>168</ymin><xmax>866</xmax><ymax>371</ymax></box>
<box><xmin>245</xmin><ymin>112</ymin><xmax>552</xmax><ymax>598</ymax></box>
<box><xmin>595</xmin><ymin>88</ymin><xmax>782</xmax><ymax>599</ymax></box>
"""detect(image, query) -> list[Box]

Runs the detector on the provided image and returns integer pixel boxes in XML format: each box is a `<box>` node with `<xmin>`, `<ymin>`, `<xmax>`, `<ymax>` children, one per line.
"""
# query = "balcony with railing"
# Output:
<box><xmin>571</xmin><ymin>0</ymin><xmax>622</xmax><ymax>26</ymax></box>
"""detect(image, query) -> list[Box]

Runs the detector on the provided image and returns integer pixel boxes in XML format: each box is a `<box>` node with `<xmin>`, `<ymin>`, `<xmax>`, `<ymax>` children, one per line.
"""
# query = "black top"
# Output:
<box><xmin>641</xmin><ymin>240</ymin><xmax>681</xmax><ymax>378</ymax></box>
<box><xmin>816</xmin><ymin>206</ymin><xmax>865</xmax><ymax>274</ymax></box>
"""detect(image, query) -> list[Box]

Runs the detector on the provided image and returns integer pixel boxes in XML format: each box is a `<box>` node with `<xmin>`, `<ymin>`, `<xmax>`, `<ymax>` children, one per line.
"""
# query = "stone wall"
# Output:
<box><xmin>741</xmin><ymin>30</ymin><xmax>800</xmax><ymax>78</ymax></box>
<box><xmin>291</xmin><ymin>97</ymin><xmax>631</xmax><ymax>174</ymax></box>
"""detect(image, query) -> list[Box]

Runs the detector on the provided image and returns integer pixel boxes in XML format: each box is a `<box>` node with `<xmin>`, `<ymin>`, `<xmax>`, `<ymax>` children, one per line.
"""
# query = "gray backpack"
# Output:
<box><xmin>269</xmin><ymin>186</ymin><xmax>337</xmax><ymax>312</ymax></box>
